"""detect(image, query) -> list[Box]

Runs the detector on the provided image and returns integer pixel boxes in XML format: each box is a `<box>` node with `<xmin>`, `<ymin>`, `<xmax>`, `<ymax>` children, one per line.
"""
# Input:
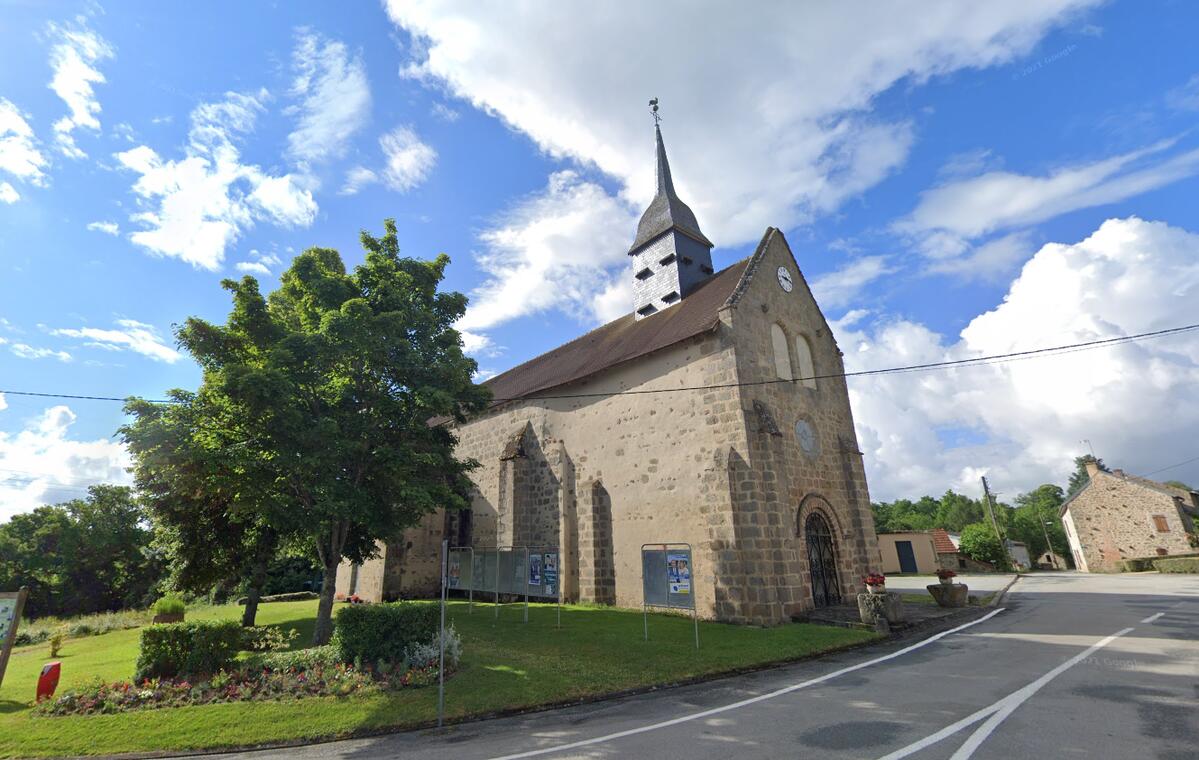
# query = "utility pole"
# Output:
<box><xmin>981</xmin><ymin>477</ymin><xmax>1015</xmax><ymax>570</ymax></box>
<box><xmin>1039</xmin><ymin>518</ymin><xmax>1058</xmax><ymax>569</ymax></box>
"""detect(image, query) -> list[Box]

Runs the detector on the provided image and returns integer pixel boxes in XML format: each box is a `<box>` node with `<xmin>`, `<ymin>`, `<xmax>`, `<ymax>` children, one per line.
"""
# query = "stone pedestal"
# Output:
<box><xmin>857</xmin><ymin>591</ymin><xmax>905</xmax><ymax>625</ymax></box>
<box><xmin>927</xmin><ymin>583</ymin><xmax>969</xmax><ymax>608</ymax></box>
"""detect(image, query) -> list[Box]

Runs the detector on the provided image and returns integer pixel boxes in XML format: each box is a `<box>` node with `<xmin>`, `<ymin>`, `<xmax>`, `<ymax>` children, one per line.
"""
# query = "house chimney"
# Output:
<box><xmin>1085</xmin><ymin>460</ymin><xmax>1102</xmax><ymax>477</ymax></box>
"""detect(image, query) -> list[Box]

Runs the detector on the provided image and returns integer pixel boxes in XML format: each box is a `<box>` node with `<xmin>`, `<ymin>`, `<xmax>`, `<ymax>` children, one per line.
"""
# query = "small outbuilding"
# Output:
<box><xmin>877</xmin><ymin>531</ymin><xmax>941</xmax><ymax>574</ymax></box>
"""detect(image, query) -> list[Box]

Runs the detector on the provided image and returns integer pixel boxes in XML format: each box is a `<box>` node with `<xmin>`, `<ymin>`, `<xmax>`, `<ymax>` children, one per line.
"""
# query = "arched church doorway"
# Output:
<box><xmin>804</xmin><ymin>511</ymin><xmax>841</xmax><ymax>607</ymax></box>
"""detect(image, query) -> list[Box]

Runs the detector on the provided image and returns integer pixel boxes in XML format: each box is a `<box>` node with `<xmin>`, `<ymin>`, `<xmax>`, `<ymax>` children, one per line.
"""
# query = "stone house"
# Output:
<box><xmin>336</xmin><ymin>124</ymin><xmax>880</xmax><ymax>624</ymax></box>
<box><xmin>1060</xmin><ymin>460</ymin><xmax>1199</xmax><ymax>572</ymax></box>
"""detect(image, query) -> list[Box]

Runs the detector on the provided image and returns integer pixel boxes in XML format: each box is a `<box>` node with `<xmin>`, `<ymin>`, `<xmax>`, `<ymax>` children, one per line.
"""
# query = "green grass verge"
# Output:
<box><xmin>0</xmin><ymin>599</ymin><xmax>876</xmax><ymax>758</ymax></box>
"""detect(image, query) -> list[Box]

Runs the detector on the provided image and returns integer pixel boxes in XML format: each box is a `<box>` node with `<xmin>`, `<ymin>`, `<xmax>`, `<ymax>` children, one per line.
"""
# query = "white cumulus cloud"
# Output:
<box><xmin>810</xmin><ymin>256</ymin><xmax>897</xmax><ymax>310</ymax></box>
<box><xmin>342</xmin><ymin>126</ymin><xmax>437</xmax><ymax>195</ymax></box>
<box><xmin>456</xmin><ymin>170</ymin><xmax>637</xmax><ymax>345</ymax></box>
<box><xmin>386</xmin><ymin>0</ymin><xmax>1101</xmax><ymax>332</ymax></box>
<box><xmin>86</xmin><ymin>220</ymin><xmax>119</xmax><ymax>235</ymax></box>
<box><xmin>116</xmin><ymin>90</ymin><xmax>318</xmax><ymax>270</ymax></box>
<box><xmin>899</xmin><ymin>139</ymin><xmax>1199</xmax><ymax>266</ymax></box>
<box><xmin>286</xmin><ymin>30</ymin><xmax>372</xmax><ymax>168</ymax></box>
<box><xmin>47</xmin><ymin>19</ymin><xmax>114</xmax><ymax>159</ymax></box>
<box><xmin>839</xmin><ymin>216</ymin><xmax>1199</xmax><ymax>500</ymax></box>
<box><xmin>51</xmin><ymin>319</ymin><xmax>181</xmax><ymax>363</ymax></box>
<box><xmin>0</xmin><ymin>98</ymin><xmax>49</xmax><ymax>198</ymax></box>
<box><xmin>7</xmin><ymin>343</ymin><xmax>72</xmax><ymax>362</ymax></box>
<box><xmin>0</xmin><ymin>405</ymin><xmax>131</xmax><ymax>521</ymax></box>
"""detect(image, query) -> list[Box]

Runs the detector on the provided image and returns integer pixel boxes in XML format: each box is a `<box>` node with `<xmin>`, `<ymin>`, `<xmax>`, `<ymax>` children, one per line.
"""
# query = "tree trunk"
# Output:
<box><xmin>241</xmin><ymin>555</ymin><xmax>269</xmax><ymax>627</ymax></box>
<box><xmin>313</xmin><ymin>559</ymin><xmax>340</xmax><ymax>645</ymax></box>
<box><xmin>242</xmin><ymin>584</ymin><xmax>262</xmax><ymax>627</ymax></box>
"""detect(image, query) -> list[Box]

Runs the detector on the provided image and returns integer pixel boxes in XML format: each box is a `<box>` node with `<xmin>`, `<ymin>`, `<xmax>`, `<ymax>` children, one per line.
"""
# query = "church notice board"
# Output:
<box><xmin>0</xmin><ymin>587</ymin><xmax>29</xmax><ymax>689</ymax></box>
<box><xmin>641</xmin><ymin>546</ymin><xmax>694</xmax><ymax>610</ymax></box>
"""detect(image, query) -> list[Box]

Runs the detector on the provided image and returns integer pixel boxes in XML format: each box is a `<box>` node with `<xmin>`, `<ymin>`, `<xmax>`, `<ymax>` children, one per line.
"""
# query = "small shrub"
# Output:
<box><xmin>48</xmin><ymin>629</ymin><xmax>66</xmax><ymax>658</ymax></box>
<box><xmin>1154</xmin><ymin>557</ymin><xmax>1199</xmax><ymax>574</ymax></box>
<box><xmin>135</xmin><ymin>621</ymin><xmax>243</xmax><ymax>680</ymax></box>
<box><xmin>333</xmin><ymin>602</ymin><xmax>438</xmax><ymax>666</ymax></box>
<box><xmin>404</xmin><ymin>625</ymin><xmax>462</xmax><ymax>671</ymax></box>
<box><xmin>240</xmin><ymin>625</ymin><xmax>299</xmax><ymax>653</ymax></box>
<box><xmin>153</xmin><ymin>594</ymin><xmax>186</xmax><ymax>616</ymax></box>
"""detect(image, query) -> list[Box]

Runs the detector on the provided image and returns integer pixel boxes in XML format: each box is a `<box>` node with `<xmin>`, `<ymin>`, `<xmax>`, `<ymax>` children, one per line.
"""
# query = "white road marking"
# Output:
<box><xmin>488</xmin><ymin>608</ymin><xmax>1006</xmax><ymax>760</ymax></box>
<box><xmin>1140</xmin><ymin>612</ymin><xmax>1164</xmax><ymax>623</ymax></box>
<box><xmin>878</xmin><ymin>625</ymin><xmax>1136</xmax><ymax>760</ymax></box>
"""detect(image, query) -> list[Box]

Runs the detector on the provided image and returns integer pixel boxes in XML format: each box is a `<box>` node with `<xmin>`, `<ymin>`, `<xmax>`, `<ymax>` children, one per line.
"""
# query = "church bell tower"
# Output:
<box><xmin>629</xmin><ymin>102</ymin><xmax>715</xmax><ymax>319</ymax></box>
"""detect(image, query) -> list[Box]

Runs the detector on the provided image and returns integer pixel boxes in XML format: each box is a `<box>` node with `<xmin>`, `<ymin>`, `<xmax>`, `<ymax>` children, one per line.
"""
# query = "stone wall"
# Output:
<box><xmin>1064</xmin><ymin>471</ymin><xmax>1195</xmax><ymax>572</ymax></box>
<box><xmin>334</xmin><ymin>230</ymin><xmax>880</xmax><ymax>624</ymax></box>
<box><xmin>721</xmin><ymin>232</ymin><xmax>881</xmax><ymax>620</ymax></box>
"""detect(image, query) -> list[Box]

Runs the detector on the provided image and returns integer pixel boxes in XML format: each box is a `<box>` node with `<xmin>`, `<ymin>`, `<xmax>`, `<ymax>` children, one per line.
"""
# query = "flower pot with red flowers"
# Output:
<box><xmin>863</xmin><ymin>572</ymin><xmax>887</xmax><ymax>594</ymax></box>
<box><xmin>935</xmin><ymin>569</ymin><xmax>957</xmax><ymax>586</ymax></box>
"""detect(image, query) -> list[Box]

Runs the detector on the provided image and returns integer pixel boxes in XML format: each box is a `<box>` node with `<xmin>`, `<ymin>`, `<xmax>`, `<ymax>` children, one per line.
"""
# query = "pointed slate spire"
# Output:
<box><xmin>628</xmin><ymin>106</ymin><xmax>716</xmax><ymax>320</ymax></box>
<box><xmin>628</xmin><ymin>124</ymin><xmax>714</xmax><ymax>255</ymax></box>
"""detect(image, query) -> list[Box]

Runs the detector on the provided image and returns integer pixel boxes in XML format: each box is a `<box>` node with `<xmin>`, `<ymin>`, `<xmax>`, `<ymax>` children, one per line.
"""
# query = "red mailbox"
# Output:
<box><xmin>36</xmin><ymin>661</ymin><xmax>60</xmax><ymax>702</ymax></box>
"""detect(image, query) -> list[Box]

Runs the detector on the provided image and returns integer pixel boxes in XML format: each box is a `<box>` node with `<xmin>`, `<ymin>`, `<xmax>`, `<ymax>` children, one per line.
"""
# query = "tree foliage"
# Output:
<box><xmin>157</xmin><ymin>219</ymin><xmax>489</xmax><ymax>644</ymax></box>
<box><xmin>1067</xmin><ymin>455</ymin><xmax>1108</xmax><ymax>496</ymax></box>
<box><xmin>122</xmin><ymin>389</ymin><xmax>285</xmax><ymax>626</ymax></box>
<box><xmin>0</xmin><ymin>485</ymin><xmax>161</xmax><ymax>619</ymax></box>
<box><xmin>958</xmin><ymin>522</ymin><xmax>1008</xmax><ymax>568</ymax></box>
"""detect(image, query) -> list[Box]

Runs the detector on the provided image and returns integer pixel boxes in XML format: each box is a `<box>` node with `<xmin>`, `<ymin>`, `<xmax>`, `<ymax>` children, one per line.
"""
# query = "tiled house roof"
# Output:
<box><xmin>931</xmin><ymin>528</ymin><xmax>958</xmax><ymax>554</ymax></box>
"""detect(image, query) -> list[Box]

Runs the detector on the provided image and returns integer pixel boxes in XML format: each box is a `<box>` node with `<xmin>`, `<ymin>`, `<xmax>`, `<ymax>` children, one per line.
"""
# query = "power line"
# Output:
<box><xmin>1142</xmin><ymin>454</ymin><xmax>1199</xmax><ymax>478</ymax></box>
<box><xmin>1</xmin><ymin>321</ymin><xmax>1196</xmax><ymax>406</ymax></box>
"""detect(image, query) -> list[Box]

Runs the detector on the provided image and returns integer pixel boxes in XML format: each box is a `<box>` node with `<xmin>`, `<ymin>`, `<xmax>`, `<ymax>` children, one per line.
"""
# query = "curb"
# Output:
<box><xmin>990</xmin><ymin>574</ymin><xmax>1022</xmax><ymax>607</ymax></box>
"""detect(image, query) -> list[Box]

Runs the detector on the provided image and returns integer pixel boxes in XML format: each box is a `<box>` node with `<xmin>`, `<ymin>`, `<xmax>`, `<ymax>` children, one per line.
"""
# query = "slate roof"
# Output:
<box><xmin>930</xmin><ymin>529</ymin><xmax>958</xmax><ymax>554</ymax></box>
<box><xmin>628</xmin><ymin>125</ymin><xmax>713</xmax><ymax>254</ymax></box>
<box><xmin>482</xmin><ymin>256</ymin><xmax>751</xmax><ymax>405</ymax></box>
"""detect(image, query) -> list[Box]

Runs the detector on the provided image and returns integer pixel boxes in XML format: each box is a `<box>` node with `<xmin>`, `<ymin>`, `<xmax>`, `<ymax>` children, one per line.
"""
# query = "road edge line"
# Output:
<box><xmin>489</xmin><ymin>608</ymin><xmax>1007</xmax><ymax>760</ymax></box>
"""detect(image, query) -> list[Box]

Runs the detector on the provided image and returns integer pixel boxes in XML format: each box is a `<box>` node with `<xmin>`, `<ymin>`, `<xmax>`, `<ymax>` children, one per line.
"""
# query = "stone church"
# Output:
<box><xmin>336</xmin><ymin>124</ymin><xmax>881</xmax><ymax>624</ymax></box>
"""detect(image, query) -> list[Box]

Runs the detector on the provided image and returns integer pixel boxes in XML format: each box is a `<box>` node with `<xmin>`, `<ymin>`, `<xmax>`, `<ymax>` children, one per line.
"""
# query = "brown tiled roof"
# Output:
<box><xmin>930</xmin><ymin>528</ymin><xmax>958</xmax><ymax>554</ymax></box>
<box><xmin>481</xmin><ymin>256</ymin><xmax>753</xmax><ymax>404</ymax></box>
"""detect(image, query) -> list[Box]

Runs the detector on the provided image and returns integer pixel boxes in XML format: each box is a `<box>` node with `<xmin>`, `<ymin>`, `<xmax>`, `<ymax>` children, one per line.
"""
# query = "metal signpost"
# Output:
<box><xmin>641</xmin><ymin>543</ymin><xmax>699</xmax><ymax>649</ymax></box>
<box><xmin>0</xmin><ymin>587</ymin><xmax>29</xmax><ymax>689</ymax></box>
<box><xmin>437</xmin><ymin>540</ymin><xmax>448</xmax><ymax>728</ymax></box>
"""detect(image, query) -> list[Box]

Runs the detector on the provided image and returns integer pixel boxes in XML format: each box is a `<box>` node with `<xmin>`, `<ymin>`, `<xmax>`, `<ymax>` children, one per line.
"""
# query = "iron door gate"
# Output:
<box><xmin>805</xmin><ymin>513</ymin><xmax>841</xmax><ymax>607</ymax></box>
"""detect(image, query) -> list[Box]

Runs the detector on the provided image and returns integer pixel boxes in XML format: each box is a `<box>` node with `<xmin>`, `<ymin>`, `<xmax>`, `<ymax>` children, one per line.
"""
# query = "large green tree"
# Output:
<box><xmin>0</xmin><ymin>485</ymin><xmax>160</xmax><ymax>618</ymax></box>
<box><xmin>1008</xmin><ymin>484</ymin><xmax>1070</xmax><ymax>564</ymax></box>
<box><xmin>167</xmin><ymin>219</ymin><xmax>489</xmax><ymax>644</ymax></box>
<box><xmin>122</xmin><ymin>390</ymin><xmax>284</xmax><ymax>626</ymax></box>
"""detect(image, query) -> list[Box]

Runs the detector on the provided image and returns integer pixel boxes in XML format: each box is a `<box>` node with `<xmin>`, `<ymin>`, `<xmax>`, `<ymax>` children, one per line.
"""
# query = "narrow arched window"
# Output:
<box><xmin>795</xmin><ymin>334</ymin><xmax>816</xmax><ymax>389</ymax></box>
<box><xmin>770</xmin><ymin>323</ymin><xmax>792</xmax><ymax>380</ymax></box>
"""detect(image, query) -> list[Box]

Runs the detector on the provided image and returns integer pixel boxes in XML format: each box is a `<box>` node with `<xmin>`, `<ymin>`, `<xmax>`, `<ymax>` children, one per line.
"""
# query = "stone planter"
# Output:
<box><xmin>938</xmin><ymin>577</ymin><xmax>953</xmax><ymax>586</ymax></box>
<box><xmin>152</xmin><ymin>612</ymin><xmax>185</xmax><ymax>624</ymax></box>
<box><xmin>857</xmin><ymin>591</ymin><xmax>905</xmax><ymax>626</ymax></box>
<box><xmin>927</xmin><ymin>583</ymin><xmax>969</xmax><ymax>608</ymax></box>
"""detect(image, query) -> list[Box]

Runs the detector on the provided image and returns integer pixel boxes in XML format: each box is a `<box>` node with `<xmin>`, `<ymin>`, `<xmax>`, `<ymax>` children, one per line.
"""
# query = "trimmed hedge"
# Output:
<box><xmin>152</xmin><ymin>594</ymin><xmax>186</xmax><ymax>616</ymax></box>
<box><xmin>334</xmin><ymin>602</ymin><xmax>438</xmax><ymax>665</ymax></box>
<box><xmin>134</xmin><ymin>620</ymin><xmax>243</xmax><ymax>680</ymax></box>
<box><xmin>1155</xmin><ymin>557</ymin><xmax>1199</xmax><ymax>573</ymax></box>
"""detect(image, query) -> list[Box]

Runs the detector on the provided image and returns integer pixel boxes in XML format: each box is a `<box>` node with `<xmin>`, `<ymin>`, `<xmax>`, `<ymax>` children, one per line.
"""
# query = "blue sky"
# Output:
<box><xmin>2</xmin><ymin>1</ymin><xmax>1198</xmax><ymax>518</ymax></box>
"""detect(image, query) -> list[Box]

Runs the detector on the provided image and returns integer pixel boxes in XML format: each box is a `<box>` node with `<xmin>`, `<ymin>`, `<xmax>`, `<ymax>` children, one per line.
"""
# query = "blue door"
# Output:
<box><xmin>896</xmin><ymin>541</ymin><xmax>918</xmax><ymax>573</ymax></box>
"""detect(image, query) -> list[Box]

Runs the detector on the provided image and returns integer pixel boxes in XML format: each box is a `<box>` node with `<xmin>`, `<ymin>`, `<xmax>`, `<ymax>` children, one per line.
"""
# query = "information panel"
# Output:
<box><xmin>641</xmin><ymin>546</ymin><xmax>695</xmax><ymax>610</ymax></box>
<box><xmin>459</xmin><ymin>549</ymin><xmax>559</xmax><ymax>599</ymax></box>
<box><xmin>0</xmin><ymin>588</ymin><xmax>28</xmax><ymax>689</ymax></box>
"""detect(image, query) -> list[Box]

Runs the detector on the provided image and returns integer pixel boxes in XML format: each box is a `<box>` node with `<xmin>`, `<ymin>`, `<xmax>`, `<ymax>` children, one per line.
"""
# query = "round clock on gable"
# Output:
<box><xmin>796</xmin><ymin>419</ymin><xmax>819</xmax><ymax>457</ymax></box>
<box><xmin>777</xmin><ymin>266</ymin><xmax>793</xmax><ymax>292</ymax></box>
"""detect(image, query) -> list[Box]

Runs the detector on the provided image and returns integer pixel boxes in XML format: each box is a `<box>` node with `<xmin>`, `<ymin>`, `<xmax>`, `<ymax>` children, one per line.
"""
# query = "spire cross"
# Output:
<box><xmin>649</xmin><ymin>97</ymin><xmax>661</xmax><ymax>126</ymax></box>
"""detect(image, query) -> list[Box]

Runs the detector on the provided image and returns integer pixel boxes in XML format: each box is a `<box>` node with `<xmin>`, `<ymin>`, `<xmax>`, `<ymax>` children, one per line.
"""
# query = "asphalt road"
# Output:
<box><xmin>210</xmin><ymin>572</ymin><xmax>1198</xmax><ymax>760</ymax></box>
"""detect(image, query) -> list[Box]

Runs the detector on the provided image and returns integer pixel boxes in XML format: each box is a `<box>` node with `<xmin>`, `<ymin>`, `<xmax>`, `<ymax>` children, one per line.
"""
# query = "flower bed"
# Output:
<box><xmin>35</xmin><ymin>661</ymin><xmax>445</xmax><ymax>716</ymax></box>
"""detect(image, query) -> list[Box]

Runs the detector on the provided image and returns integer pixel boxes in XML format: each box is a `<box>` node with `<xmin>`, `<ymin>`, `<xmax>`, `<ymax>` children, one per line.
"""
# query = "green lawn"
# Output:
<box><xmin>0</xmin><ymin>600</ymin><xmax>876</xmax><ymax>758</ymax></box>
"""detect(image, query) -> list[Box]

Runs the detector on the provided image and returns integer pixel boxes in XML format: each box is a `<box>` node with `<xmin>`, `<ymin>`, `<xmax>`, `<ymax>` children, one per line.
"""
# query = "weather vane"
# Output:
<box><xmin>649</xmin><ymin>97</ymin><xmax>661</xmax><ymax>126</ymax></box>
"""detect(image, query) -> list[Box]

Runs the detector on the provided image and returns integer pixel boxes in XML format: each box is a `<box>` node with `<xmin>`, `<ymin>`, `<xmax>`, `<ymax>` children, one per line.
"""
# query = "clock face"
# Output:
<box><xmin>777</xmin><ymin>266</ymin><xmax>794</xmax><ymax>292</ymax></box>
<box><xmin>796</xmin><ymin>419</ymin><xmax>818</xmax><ymax>456</ymax></box>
